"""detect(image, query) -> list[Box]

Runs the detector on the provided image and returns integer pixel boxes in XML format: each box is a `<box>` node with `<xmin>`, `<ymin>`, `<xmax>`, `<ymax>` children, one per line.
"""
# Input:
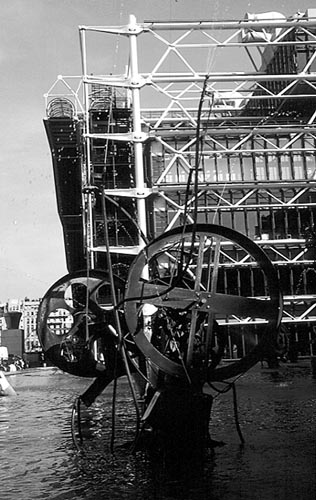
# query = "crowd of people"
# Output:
<box><xmin>0</xmin><ymin>354</ymin><xmax>27</xmax><ymax>372</ymax></box>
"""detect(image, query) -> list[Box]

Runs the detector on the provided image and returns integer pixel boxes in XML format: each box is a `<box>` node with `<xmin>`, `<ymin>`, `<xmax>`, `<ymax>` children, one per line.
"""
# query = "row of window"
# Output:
<box><xmin>152</xmin><ymin>151</ymin><xmax>316</xmax><ymax>184</ymax></box>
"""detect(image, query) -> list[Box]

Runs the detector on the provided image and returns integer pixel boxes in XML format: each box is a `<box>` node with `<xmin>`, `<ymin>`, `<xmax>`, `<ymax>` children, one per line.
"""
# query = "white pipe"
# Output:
<box><xmin>129</xmin><ymin>15</ymin><xmax>147</xmax><ymax>244</ymax></box>
<box><xmin>79</xmin><ymin>28</ymin><xmax>95</xmax><ymax>267</ymax></box>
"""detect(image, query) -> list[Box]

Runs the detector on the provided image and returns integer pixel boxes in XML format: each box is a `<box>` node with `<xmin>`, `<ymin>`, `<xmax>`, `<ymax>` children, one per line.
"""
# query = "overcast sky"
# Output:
<box><xmin>0</xmin><ymin>0</ymin><xmax>313</xmax><ymax>300</ymax></box>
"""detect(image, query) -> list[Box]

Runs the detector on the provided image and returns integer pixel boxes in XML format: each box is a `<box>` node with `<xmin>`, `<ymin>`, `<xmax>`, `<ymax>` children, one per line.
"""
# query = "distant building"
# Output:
<box><xmin>0</xmin><ymin>298</ymin><xmax>73</xmax><ymax>353</ymax></box>
<box><xmin>0</xmin><ymin>301</ymin><xmax>23</xmax><ymax>357</ymax></box>
<box><xmin>0</xmin><ymin>299</ymin><xmax>38</xmax><ymax>353</ymax></box>
<box><xmin>21</xmin><ymin>299</ymin><xmax>41</xmax><ymax>352</ymax></box>
<box><xmin>20</xmin><ymin>299</ymin><xmax>73</xmax><ymax>352</ymax></box>
<box><xmin>0</xmin><ymin>303</ymin><xmax>6</xmax><ymax>331</ymax></box>
<box><xmin>7</xmin><ymin>299</ymin><xmax>23</xmax><ymax>314</ymax></box>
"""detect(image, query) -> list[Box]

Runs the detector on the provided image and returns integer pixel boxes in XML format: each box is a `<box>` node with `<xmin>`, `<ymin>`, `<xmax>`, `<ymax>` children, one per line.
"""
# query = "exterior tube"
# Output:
<box><xmin>128</xmin><ymin>15</ymin><xmax>147</xmax><ymax>245</ymax></box>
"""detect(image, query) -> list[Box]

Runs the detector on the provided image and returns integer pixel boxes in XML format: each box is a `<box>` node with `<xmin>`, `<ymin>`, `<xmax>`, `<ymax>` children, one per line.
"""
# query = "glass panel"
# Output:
<box><xmin>268</xmin><ymin>154</ymin><xmax>279</xmax><ymax>180</ymax></box>
<box><xmin>280</xmin><ymin>154</ymin><xmax>291</xmax><ymax>180</ymax></box>
<box><xmin>204</xmin><ymin>156</ymin><xmax>217</xmax><ymax>182</ymax></box>
<box><xmin>233</xmin><ymin>211</ymin><xmax>246</xmax><ymax>234</ymax></box>
<box><xmin>229</xmin><ymin>155</ymin><xmax>242</xmax><ymax>181</ymax></box>
<box><xmin>247</xmin><ymin>211</ymin><xmax>258</xmax><ymax>240</ymax></box>
<box><xmin>241</xmin><ymin>155</ymin><xmax>254</xmax><ymax>180</ymax></box>
<box><xmin>306</xmin><ymin>153</ymin><xmax>316</xmax><ymax>179</ymax></box>
<box><xmin>255</xmin><ymin>154</ymin><xmax>266</xmax><ymax>180</ymax></box>
<box><xmin>293</xmin><ymin>154</ymin><xmax>304</xmax><ymax>179</ymax></box>
<box><xmin>216</xmin><ymin>155</ymin><xmax>229</xmax><ymax>181</ymax></box>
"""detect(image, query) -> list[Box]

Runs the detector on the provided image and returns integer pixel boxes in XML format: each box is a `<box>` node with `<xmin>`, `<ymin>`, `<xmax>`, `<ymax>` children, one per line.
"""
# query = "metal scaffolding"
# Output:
<box><xmin>44</xmin><ymin>10</ymin><xmax>316</xmax><ymax>355</ymax></box>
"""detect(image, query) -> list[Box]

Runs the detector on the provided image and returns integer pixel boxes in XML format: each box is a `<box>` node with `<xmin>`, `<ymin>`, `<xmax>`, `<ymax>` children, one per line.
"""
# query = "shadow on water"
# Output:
<box><xmin>1</xmin><ymin>363</ymin><xmax>315</xmax><ymax>500</ymax></box>
<box><xmin>67</xmin><ymin>447</ymin><xmax>218</xmax><ymax>500</ymax></box>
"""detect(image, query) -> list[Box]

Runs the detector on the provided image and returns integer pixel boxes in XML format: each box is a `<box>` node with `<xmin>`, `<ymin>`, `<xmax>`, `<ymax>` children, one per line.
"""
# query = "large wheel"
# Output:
<box><xmin>124</xmin><ymin>224</ymin><xmax>282</xmax><ymax>383</ymax></box>
<box><xmin>37</xmin><ymin>270</ymin><xmax>125</xmax><ymax>378</ymax></box>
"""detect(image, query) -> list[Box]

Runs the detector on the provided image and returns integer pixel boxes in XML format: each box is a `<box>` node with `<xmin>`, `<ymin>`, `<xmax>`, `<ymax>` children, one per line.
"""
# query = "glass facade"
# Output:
<box><xmin>45</xmin><ymin>13</ymin><xmax>316</xmax><ymax>358</ymax></box>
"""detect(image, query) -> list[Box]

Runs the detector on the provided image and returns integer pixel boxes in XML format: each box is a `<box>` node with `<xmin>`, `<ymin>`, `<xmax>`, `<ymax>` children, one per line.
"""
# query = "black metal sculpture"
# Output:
<box><xmin>37</xmin><ymin>223</ymin><xmax>282</xmax><ymax>454</ymax></box>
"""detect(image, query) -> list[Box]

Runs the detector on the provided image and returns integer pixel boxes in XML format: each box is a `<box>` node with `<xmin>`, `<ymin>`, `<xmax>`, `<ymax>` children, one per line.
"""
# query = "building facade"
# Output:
<box><xmin>44</xmin><ymin>10</ymin><xmax>316</xmax><ymax>358</ymax></box>
<box><xmin>0</xmin><ymin>299</ymin><xmax>74</xmax><ymax>355</ymax></box>
<box><xmin>21</xmin><ymin>299</ymin><xmax>41</xmax><ymax>352</ymax></box>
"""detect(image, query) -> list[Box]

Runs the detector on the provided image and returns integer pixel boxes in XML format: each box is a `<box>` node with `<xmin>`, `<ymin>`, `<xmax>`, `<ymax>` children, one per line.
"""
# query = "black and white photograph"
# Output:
<box><xmin>0</xmin><ymin>1</ymin><xmax>315</xmax><ymax>499</ymax></box>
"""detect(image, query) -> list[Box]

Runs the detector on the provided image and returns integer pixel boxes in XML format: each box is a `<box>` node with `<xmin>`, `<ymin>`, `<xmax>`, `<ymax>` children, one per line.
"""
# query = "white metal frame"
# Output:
<box><xmin>45</xmin><ymin>13</ymin><xmax>316</xmax><ymax>334</ymax></box>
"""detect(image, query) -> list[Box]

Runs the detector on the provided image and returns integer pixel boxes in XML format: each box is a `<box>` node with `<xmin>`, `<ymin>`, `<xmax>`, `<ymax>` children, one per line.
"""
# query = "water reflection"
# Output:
<box><xmin>1</xmin><ymin>363</ymin><xmax>315</xmax><ymax>500</ymax></box>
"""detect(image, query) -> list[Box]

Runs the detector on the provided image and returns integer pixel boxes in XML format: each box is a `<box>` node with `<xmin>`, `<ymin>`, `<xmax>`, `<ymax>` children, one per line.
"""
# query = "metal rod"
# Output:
<box><xmin>79</xmin><ymin>28</ymin><xmax>95</xmax><ymax>268</ymax></box>
<box><xmin>129</xmin><ymin>15</ymin><xmax>147</xmax><ymax>246</ymax></box>
<box><xmin>82</xmin><ymin>18</ymin><xmax>316</xmax><ymax>32</ymax></box>
<box><xmin>186</xmin><ymin>235</ymin><xmax>206</xmax><ymax>367</ymax></box>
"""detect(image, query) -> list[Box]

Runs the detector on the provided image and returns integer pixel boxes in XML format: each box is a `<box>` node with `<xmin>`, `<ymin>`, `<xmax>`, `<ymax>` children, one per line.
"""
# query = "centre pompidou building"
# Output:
<box><xmin>44</xmin><ymin>9</ymin><xmax>316</xmax><ymax>359</ymax></box>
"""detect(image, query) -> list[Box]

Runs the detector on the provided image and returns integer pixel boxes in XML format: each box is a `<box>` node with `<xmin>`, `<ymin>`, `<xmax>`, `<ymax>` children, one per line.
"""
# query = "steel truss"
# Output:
<box><xmin>45</xmin><ymin>12</ymin><xmax>316</xmax><ymax>352</ymax></box>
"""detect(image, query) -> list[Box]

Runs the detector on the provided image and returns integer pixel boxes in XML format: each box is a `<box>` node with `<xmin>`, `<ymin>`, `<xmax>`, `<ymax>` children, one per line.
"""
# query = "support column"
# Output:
<box><xmin>128</xmin><ymin>15</ymin><xmax>147</xmax><ymax>245</ymax></box>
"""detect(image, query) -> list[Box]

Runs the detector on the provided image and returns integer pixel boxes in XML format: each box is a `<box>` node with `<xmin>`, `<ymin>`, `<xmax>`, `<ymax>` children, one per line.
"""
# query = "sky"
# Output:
<box><xmin>0</xmin><ymin>0</ymin><xmax>314</xmax><ymax>301</ymax></box>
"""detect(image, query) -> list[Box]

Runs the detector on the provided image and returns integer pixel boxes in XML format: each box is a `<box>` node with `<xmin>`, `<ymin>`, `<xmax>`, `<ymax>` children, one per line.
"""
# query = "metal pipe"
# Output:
<box><xmin>79</xmin><ymin>27</ymin><xmax>95</xmax><ymax>268</ymax></box>
<box><xmin>128</xmin><ymin>15</ymin><xmax>147</xmax><ymax>245</ymax></box>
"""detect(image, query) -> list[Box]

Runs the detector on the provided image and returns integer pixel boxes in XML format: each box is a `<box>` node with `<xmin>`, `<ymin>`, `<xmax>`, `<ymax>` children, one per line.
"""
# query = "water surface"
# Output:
<box><xmin>1</xmin><ymin>362</ymin><xmax>315</xmax><ymax>499</ymax></box>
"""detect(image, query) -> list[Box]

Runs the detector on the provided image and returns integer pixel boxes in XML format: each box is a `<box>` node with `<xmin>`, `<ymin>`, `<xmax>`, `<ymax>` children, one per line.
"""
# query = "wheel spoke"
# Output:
<box><xmin>187</xmin><ymin>234</ymin><xmax>207</xmax><ymax>365</ymax></box>
<box><xmin>44</xmin><ymin>294</ymin><xmax>73</xmax><ymax>315</ymax></box>
<box><xmin>132</xmin><ymin>283</ymin><xmax>275</xmax><ymax>321</ymax></box>
<box><xmin>124</xmin><ymin>224</ymin><xmax>282</xmax><ymax>383</ymax></box>
<box><xmin>209</xmin><ymin>292</ymin><xmax>276</xmax><ymax>320</ymax></box>
<box><xmin>37</xmin><ymin>270</ymin><xmax>125</xmax><ymax>378</ymax></box>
